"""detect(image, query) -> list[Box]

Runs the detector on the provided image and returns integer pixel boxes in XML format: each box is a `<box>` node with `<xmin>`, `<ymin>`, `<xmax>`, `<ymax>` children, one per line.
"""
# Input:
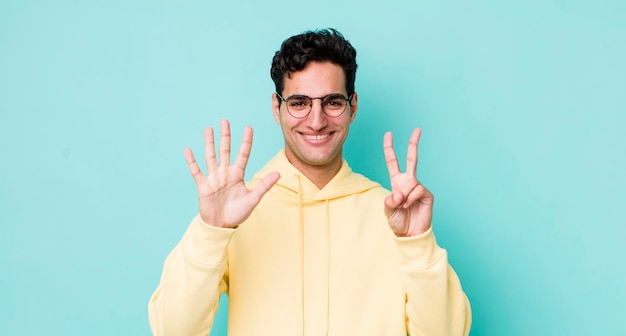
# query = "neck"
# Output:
<box><xmin>285</xmin><ymin>156</ymin><xmax>343</xmax><ymax>190</ymax></box>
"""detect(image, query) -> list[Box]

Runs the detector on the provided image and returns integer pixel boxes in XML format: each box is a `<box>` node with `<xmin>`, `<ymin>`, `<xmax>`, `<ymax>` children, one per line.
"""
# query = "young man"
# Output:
<box><xmin>149</xmin><ymin>29</ymin><xmax>471</xmax><ymax>335</ymax></box>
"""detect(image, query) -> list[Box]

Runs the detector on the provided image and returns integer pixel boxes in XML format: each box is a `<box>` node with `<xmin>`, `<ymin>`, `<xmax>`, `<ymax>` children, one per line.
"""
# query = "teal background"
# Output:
<box><xmin>1</xmin><ymin>0</ymin><xmax>624</xmax><ymax>335</ymax></box>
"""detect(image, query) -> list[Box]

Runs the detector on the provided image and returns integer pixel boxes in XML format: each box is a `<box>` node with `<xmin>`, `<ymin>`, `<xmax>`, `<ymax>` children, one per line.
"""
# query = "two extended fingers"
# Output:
<box><xmin>384</xmin><ymin>128</ymin><xmax>424</xmax><ymax>208</ymax></box>
<box><xmin>384</xmin><ymin>128</ymin><xmax>421</xmax><ymax>178</ymax></box>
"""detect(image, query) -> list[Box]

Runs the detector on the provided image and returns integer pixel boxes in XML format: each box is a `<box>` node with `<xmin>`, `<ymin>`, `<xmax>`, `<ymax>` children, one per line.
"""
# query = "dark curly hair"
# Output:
<box><xmin>270</xmin><ymin>28</ymin><xmax>358</xmax><ymax>99</ymax></box>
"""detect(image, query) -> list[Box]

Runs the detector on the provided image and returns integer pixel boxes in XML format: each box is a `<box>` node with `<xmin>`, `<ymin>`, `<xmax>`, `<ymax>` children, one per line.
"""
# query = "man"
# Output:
<box><xmin>149</xmin><ymin>28</ymin><xmax>471</xmax><ymax>335</ymax></box>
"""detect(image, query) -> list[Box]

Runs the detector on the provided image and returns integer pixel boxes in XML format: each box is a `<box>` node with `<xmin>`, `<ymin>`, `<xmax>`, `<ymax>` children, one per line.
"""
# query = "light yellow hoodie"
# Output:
<box><xmin>149</xmin><ymin>151</ymin><xmax>471</xmax><ymax>335</ymax></box>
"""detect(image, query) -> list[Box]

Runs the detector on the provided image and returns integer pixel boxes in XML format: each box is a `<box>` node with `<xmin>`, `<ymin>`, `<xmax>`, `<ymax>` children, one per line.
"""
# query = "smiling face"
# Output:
<box><xmin>272</xmin><ymin>61</ymin><xmax>358</xmax><ymax>181</ymax></box>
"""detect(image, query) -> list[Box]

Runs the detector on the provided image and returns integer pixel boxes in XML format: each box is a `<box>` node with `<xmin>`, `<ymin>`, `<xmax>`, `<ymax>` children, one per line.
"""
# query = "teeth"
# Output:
<box><xmin>304</xmin><ymin>134</ymin><xmax>330</xmax><ymax>140</ymax></box>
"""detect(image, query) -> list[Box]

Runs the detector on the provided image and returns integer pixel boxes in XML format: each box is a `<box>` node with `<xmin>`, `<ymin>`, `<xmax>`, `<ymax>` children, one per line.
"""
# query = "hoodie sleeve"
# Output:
<box><xmin>394</xmin><ymin>228</ymin><xmax>472</xmax><ymax>336</ymax></box>
<box><xmin>148</xmin><ymin>215</ymin><xmax>235</xmax><ymax>336</ymax></box>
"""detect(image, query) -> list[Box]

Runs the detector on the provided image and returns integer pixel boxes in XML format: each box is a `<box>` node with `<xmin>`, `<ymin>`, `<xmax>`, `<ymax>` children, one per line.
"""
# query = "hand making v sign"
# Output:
<box><xmin>383</xmin><ymin>128</ymin><xmax>435</xmax><ymax>237</ymax></box>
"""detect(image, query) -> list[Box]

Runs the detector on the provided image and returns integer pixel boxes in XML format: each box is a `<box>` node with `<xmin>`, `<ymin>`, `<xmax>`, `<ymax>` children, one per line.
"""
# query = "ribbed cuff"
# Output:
<box><xmin>181</xmin><ymin>215</ymin><xmax>237</xmax><ymax>266</ymax></box>
<box><xmin>393</xmin><ymin>227</ymin><xmax>446</xmax><ymax>271</ymax></box>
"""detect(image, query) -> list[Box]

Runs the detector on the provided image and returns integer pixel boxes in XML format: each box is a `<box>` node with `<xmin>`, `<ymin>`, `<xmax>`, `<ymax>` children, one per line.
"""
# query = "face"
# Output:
<box><xmin>272</xmin><ymin>61</ymin><xmax>358</xmax><ymax>173</ymax></box>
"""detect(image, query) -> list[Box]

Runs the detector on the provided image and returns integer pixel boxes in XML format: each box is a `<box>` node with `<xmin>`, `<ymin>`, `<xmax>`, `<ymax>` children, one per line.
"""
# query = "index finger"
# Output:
<box><xmin>234</xmin><ymin>126</ymin><xmax>253</xmax><ymax>171</ymax></box>
<box><xmin>383</xmin><ymin>131</ymin><xmax>400</xmax><ymax>177</ymax></box>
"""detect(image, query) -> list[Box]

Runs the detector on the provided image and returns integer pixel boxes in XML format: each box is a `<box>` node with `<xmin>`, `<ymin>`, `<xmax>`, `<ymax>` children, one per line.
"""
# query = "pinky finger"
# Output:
<box><xmin>184</xmin><ymin>148</ymin><xmax>205</xmax><ymax>186</ymax></box>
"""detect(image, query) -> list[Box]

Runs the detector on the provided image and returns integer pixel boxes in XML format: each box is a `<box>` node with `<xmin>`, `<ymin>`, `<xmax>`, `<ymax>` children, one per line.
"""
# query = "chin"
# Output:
<box><xmin>303</xmin><ymin>153</ymin><xmax>340</xmax><ymax>167</ymax></box>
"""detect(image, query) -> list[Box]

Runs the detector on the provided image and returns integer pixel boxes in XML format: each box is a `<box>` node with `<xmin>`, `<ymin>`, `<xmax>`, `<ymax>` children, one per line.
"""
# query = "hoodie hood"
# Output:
<box><xmin>252</xmin><ymin>150</ymin><xmax>381</xmax><ymax>201</ymax></box>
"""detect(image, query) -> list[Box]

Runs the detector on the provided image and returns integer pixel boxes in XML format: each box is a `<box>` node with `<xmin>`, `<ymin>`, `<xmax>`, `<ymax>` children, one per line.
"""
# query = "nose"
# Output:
<box><xmin>307</xmin><ymin>99</ymin><xmax>328</xmax><ymax>130</ymax></box>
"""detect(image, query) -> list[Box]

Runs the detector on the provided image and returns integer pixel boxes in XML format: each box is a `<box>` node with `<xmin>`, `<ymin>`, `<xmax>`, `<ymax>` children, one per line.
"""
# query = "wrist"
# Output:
<box><xmin>199</xmin><ymin>215</ymin><xmax>237</xmax><ymax>229</ymax></box>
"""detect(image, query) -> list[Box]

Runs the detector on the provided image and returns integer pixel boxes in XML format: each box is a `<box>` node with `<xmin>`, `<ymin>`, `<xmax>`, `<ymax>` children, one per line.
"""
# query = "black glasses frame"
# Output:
<box><xmin>276</xmin><ymin>92</ymin><xmax>353</xmax><ymax>119</ymax></box>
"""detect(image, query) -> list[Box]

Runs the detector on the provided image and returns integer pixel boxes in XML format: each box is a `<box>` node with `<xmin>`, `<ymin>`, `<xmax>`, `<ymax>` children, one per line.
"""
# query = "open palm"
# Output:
<box><xmin>185</xmin><ymin>119</ymin><xmax>280</xmax><ymax>228</ymax></box>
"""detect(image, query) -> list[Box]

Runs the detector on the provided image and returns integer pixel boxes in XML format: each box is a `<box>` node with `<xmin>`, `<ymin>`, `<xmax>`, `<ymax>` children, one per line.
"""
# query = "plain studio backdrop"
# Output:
<box><xmin>1</xmin><ymin>1</ymin><xmax>624</xmax><ymax>335</ymax></box>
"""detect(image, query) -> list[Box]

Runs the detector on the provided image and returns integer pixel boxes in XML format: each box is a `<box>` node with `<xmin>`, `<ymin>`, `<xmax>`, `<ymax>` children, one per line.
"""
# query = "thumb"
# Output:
<box><xmin>384</xmin><ymin>191</ymin><xmax>404</xmax><ymax>216</ymax></box>
<box><xmin>249</xmin><ymin>172</ymin><xmax>281</xmax><ymax>205</ymax></box>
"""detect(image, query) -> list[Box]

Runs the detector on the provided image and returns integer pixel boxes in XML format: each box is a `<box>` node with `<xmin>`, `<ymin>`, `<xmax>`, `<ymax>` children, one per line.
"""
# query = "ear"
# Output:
<box><xmin>348</xmin><ymin>92</ymin><xmax>358</xmax><ymax>123</ymax></box>
<box><xmin>272</xmin><ymin>93</ymin><xmax>281</xmax><ymax>124</ymax></box>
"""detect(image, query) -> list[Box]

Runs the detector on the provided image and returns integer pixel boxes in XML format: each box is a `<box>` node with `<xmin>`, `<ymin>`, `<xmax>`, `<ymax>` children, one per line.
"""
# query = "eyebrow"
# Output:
<box><xmin>284</xmin><ymin>93</ymin><xmax>347</xmax><ymax>99</ymax></box>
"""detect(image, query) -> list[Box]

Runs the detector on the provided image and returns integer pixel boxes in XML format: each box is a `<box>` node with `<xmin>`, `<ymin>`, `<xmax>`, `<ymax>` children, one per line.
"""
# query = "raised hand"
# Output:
<box><xmin>185</xmin><ymin>119</ymin><xmax>280</xmax><ymax>228</ymax></box>
<box><xmin>383</xmin><ymin>129</ymin><xmax>434</xmax><ymax>237</ymax></box>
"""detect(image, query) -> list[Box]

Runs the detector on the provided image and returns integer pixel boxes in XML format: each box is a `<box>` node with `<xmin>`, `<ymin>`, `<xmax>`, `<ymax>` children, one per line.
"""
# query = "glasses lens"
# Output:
<box><xmin>286</xmin><ymin>96</ymin><xmax>312</xmax><ymax>118</ymax></box>
<box><xmin>322</xmin><ymin>94</ymin><xmax>348</xmax><ymax>117</ymax></box>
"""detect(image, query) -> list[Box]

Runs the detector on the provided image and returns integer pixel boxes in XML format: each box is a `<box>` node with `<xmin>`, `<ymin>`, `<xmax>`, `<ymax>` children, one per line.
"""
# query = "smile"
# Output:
<box><xmin>302</xmin><ymin>133</ymin><xmax>331</xmax><ymax>140</ymax></box>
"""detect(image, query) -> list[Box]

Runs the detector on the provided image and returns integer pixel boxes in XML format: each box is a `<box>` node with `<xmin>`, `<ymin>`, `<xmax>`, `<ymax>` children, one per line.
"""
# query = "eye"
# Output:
<box><xmin>288</xmin><ymin>97</ymin><xmax>311</xmax><ymax>110</ymax></box>
<box><xmin>323</xmin><ymin>95</ymin><xmax>346</xmax><ymax>108</ymax></box>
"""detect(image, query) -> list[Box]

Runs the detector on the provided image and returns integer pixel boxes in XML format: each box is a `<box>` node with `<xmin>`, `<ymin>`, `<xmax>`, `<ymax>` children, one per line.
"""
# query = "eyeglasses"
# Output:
<box><xmin>276</xmin><ymin>93</ymin><xmax>353</xmax><ymax>119</ymax></box>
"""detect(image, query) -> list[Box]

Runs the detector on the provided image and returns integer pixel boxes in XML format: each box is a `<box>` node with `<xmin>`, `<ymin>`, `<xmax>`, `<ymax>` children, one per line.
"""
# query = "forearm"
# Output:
<box><xmin>395</xmin><ymin>229</ymin><xmax>472</xmax><ymax>336</ymax></box>
<box><xmin>149</xmin><ymin>215</ymin><xmax>235</xmax><ymax>336</ymax></box>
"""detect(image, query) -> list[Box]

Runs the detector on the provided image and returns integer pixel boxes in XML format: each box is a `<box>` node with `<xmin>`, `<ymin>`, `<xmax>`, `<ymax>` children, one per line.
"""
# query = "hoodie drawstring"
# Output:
<box><xmin>296</xmin><ymin>174</ymin><xmax>331</xmax><ymax>336</ymax></box>
<box><xmin>296</xmin><ymin>175</ymin><xmax>305</xmax><ymax>334</ymax></box>
<box><xmin>325</xmin><ymin>199</ymin><xmax>331</xmax><ymax>336</ymax></box>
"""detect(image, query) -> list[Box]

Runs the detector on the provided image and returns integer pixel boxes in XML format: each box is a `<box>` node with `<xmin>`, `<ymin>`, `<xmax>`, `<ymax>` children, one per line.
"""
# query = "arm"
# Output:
<box><xmin>148</xmin><ymin>216</ymin><xmax>234</xmax><ymax>335</ymax></box>
<box><xmin>148</xmin><ymin>120</ymin><xmax>280</xmax><ymax>335</ymax></box>
<box><xmin>383</xmin><ymin>129</ymin><xmax>471</xmax><ymax>335</ymax></box>
<box><xmin>395</xmin><ymin>229</ymin><xmax>471</xmax><ymax>336</ymax></box>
